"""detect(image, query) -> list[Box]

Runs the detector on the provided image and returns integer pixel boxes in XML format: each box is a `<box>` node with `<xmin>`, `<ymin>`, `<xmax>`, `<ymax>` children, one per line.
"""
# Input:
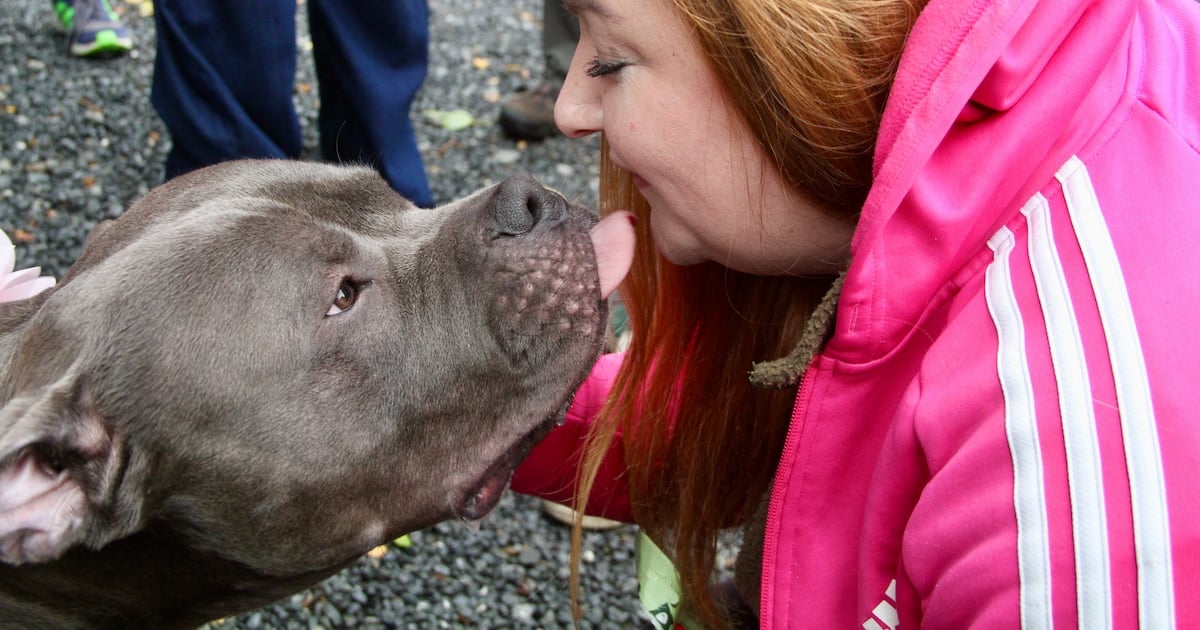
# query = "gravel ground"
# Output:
<box><xmin>0</xmin><ymin>1</ymin><xmax>656</xmax><ymax>628</ymax></box>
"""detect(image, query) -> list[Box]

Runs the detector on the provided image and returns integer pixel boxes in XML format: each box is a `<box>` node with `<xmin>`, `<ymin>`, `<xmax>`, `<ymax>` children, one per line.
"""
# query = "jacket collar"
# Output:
<box><xmin>830</xmin><ymin>0</ymin><xmax>1136</xmax><ymax>363</ymax></box>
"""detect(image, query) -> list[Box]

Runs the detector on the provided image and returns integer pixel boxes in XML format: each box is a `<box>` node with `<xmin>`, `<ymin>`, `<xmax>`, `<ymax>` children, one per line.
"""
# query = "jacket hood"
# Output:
<box><xmin>829</xmin><ymin>0</ymin><xmax>1139</xmax><ymax>363</ymax></box>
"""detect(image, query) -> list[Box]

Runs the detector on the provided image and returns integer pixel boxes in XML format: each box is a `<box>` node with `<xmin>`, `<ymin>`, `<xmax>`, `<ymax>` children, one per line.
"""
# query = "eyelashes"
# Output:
<box><xmin>585</xmin><ymin>57</ymin><xmax>629</xmax><ymax>78</ymax></box>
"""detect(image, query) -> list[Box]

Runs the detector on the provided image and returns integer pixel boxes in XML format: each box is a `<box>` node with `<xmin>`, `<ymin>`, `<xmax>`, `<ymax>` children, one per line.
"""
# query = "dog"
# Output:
<box><xmin>0</xmin><ymin>159</ymin><xmax>633</xmax><ymax>628</ymax></box>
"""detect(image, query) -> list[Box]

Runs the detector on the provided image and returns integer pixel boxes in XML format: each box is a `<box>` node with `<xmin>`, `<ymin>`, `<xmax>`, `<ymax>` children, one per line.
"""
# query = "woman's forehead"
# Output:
<box><xmin>562</xmin><ymin>0</ymin><xmax>636</xmax><ymax>23</ymax></box>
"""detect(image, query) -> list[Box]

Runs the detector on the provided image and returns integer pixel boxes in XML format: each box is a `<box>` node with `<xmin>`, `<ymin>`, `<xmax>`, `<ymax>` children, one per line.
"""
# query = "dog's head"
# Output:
<box><xmin>0</xmin><ymin>160</ymin><xmax>619</xmax><ymax>578</ymax></box>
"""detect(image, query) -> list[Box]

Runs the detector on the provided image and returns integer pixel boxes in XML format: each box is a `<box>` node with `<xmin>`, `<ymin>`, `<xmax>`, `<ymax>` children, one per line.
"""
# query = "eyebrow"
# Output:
<box><xmin>561</xmin><ymin>0</ymin><xmax>613</xmax><ymax>19</ymax></box>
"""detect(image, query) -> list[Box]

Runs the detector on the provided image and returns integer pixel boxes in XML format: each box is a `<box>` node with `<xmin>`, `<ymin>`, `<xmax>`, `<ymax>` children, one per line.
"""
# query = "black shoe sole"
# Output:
<box><xmin>498</xmin><ymin>113</ymin><xmax>560</xmax><ymax>142</ymax></box>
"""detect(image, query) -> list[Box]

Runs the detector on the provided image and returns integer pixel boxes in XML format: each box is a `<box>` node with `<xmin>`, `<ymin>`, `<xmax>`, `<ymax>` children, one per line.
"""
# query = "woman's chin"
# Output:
<box><xmin>652</xmin><ymin>234</ymin><xmax>706</xmax><ymax>267</ymax></box>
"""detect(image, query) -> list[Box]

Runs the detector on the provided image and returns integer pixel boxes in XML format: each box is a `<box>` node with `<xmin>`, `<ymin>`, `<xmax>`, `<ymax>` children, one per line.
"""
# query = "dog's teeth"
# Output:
<box><xmin>458</xmin><ymin>518</ymin><xmax>484</xmax><ymax>534</ymax></box>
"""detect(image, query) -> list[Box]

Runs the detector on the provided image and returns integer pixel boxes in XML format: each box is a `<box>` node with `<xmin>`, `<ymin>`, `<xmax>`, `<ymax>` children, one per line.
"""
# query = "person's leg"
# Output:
<box><xmin>541</xmin><ymin>0</ymin><xmax>579</xmax><ymax>84</ymax></box>
<box><xmin>499</xmin><ymin>0</ymin><xmax>579</xmax><ymax>142</ymax></box>
<box><xmin>151</xmin><ymin>0</ymin><xmax>302</xmax><ymax>181</ymax></box>
<box><xmin>307</xmin><ymin>0</ymin><xmax>434</xmax><ymax>208</ymax></box>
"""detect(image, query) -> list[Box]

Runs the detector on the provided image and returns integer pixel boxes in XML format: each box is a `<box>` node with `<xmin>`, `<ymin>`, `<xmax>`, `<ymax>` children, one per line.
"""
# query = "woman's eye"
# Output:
<box><xmin>586</xmin><ymin>57</ymin><xmax>628</xmax><ymax>78</ymax></box>
<box><xmin>326</xmin><ymin>279</ymin><xmax>359</xmax><ymax>316</ymax></box>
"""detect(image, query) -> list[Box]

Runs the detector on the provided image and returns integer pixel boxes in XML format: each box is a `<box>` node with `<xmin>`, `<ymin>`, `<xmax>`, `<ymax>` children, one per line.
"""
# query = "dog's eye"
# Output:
<box><xmin>326</xmin><ymin>279</ymin><xmax>359</xmax><ymax>316</ymax></box>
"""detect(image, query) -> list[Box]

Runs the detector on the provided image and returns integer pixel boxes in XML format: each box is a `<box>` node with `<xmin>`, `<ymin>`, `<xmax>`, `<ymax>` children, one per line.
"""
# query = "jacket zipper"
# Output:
<box><xmin>759</xmin><ymin>361</ymin><xmax>821</xmax><ymax>628</ymax></box>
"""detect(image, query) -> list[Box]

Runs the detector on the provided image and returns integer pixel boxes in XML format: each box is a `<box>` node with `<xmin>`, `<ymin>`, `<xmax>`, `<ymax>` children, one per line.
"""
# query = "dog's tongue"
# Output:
<box><xmin>590</xmin><ymin>211</ymin><xmax>636</xmax><ymax>300</ymax></box>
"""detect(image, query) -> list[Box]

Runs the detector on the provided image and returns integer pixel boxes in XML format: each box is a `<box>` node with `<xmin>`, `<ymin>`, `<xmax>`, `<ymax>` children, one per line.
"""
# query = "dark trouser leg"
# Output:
<box><xmin>542</xmin><ymin>0</ymin><xmax>579</xmax><ymax>84</ymax></box>
<box><xmin>151</xmin><ymin>0</ymin><xmax>301</xmax><ymax>181</ymax></box>
<box><xmin>308</xmin><ymin>0</ymin><xmax>434</xmax><ymax>207</ymax></box>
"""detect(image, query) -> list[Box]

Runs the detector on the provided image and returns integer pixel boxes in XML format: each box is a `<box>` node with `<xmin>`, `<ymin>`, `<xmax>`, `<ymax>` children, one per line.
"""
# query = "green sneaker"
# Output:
<box><xmin>53</xmin><ymin>0</ymin><xmax>133</xmax><ymax>58</ymax></box>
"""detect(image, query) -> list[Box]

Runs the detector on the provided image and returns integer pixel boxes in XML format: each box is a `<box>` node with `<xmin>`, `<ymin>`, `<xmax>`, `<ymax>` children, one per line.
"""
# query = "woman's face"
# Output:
<box><xmin>556</xmin><ymin>0</ymin><xmax>854</xmax><ymax>275</ymax></box>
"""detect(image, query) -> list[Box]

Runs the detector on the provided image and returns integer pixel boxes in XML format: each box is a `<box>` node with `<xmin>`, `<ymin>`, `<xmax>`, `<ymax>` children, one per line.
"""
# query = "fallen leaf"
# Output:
<box><xmin>472</xmin><ymin>56</ymin><xmax>491</xmax><ymax>70</ymax></box>
<box><xmin>12</xmin><ymin>229</ymin><xmax>34</xmax><ymax>243</ymax></box>
<box><xmin>77</xmin><ymin>97</ymin><xmax>103</xmax><ymax>114</ymax></box>
<box><xmin>366</xmin><ymin>544</ymin><xmax>389</xmax><ymax>559</ymax></box>
<box><xmin>423</xmin><ymin>109</ymin><xmax>476</xmax><ymax>131</ymax></box>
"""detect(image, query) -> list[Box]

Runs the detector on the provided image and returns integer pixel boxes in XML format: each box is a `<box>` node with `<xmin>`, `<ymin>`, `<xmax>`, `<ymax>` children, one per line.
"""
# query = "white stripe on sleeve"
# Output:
<box><xmin>1021</xmin><ymin>193</ymin><xmax>1112</xmax><ymax>628</ymax></box>
<box><xmin>1056</xmin><ymin>156</ymin><xmax>1174</xmax><ymax>629</ymax></box>
<box><xmin>986</xmin><ymin>226</ymin><xmax>1054</xmax><ymax>629</ymax></box>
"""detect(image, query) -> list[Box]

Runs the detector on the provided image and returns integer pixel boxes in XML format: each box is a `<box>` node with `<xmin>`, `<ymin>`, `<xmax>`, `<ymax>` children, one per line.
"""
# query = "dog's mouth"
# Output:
<box><xmin>453</xmin><ymin>397</ymin><xmax>572</xmax><ymax>521</ymax></box>
<box><xmin>452</xmin><ymin>210</ymin><xmax>636</xmax><ymax>523</ymax></box>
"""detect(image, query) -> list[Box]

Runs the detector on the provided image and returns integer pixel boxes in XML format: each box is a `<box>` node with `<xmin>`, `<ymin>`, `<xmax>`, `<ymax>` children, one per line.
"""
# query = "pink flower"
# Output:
<box><xmin>0</xmin><ymin>230</ymin><xmax>55</xmax><ymax>304</ymax></box>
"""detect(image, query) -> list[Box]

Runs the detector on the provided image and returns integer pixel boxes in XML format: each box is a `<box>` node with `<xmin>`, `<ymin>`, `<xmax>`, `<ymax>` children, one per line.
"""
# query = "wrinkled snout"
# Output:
<box><xmin>491</xmin><ymin>173</ymin><xmax>567</xmax><ymax>236</ymax></box>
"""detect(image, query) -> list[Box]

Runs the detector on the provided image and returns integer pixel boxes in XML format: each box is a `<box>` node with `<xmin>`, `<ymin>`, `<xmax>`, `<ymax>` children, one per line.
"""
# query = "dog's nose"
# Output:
<box><xmin>492</xmin><ymin>173</ymin><xmax>566</xmax><ymax>236</ymax></box>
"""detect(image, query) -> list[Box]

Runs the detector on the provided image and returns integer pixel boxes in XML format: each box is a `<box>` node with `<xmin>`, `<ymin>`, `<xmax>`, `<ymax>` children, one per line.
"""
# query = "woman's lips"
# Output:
<box><xmin>631</xmin><ymin>174</ymin><xmax>648</xmax><ymax>189</ymax></box>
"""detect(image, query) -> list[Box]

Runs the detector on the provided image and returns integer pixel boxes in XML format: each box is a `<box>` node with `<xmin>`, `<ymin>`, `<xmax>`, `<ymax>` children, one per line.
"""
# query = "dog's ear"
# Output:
<box><xmin>0</xmin><ymin>372</ymin><xmax>128</xmax><ymax>565</ymax></box>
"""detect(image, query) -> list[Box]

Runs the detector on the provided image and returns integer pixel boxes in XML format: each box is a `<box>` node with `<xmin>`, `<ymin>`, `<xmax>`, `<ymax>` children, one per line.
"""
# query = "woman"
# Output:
<box><xmin>513</xmin><ymin>0</ymin><xmax>1200</xmax><ymax>627</ymax></box>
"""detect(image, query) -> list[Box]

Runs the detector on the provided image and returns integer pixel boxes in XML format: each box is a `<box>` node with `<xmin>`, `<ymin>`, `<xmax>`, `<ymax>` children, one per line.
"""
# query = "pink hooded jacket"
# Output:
<box><xmin>515</xmin><ymin>0</ymin><xmax>1200</xmax><ymax>626</ymax></box>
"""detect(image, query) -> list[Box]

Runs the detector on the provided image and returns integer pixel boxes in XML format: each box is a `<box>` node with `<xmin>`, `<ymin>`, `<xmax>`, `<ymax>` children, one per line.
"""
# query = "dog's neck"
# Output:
<box><xmin>0</xmin><ymin>295</ymin><xmax>49</xmax><ymax>392</ymax></box>
<box><xmin>0</xmin><ymin>522</ymin><xmax>343</xmax><ymax>628</ymax></box>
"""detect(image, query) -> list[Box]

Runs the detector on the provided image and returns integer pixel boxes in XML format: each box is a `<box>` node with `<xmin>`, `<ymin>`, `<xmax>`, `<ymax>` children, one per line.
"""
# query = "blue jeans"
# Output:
<box><xmin>151</xmin><ymin>0</ymin><xmax>434</xmax><ymax>207</ymax></box>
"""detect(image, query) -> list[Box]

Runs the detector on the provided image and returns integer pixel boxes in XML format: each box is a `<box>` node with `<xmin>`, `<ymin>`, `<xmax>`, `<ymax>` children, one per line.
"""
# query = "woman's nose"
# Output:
<box><xmin>554</xmin><ymin>47</ymin><xmax>602</xmax><ymax>138</ymax></box>
<box><xmin>554</xmin><ymin>94</ymin><xmax>599</xmax><ymax>138</ymax></box>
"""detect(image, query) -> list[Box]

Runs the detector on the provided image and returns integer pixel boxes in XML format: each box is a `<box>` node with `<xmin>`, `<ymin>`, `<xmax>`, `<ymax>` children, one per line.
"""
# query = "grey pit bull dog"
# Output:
<box><xmin>0</xmin><ymin>160</ymin><xmax>635</xmax><ymax>628</ymax></box>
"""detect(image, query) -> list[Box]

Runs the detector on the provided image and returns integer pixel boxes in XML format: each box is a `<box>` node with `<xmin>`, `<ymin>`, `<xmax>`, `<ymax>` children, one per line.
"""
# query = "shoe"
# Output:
<box><xmin>53</xmin><ymin>0</ymin><xmax>133</xmax><ymax>58</ymax></box>
<box><xmin>541</xmin><ymin>499</ymin><xmax>625</xmax><ymax>530</ymax></box>
<box><xmin>498</xmin><ymin>83</ymin><xmax>561</xmax><ymax>141</ymax></box>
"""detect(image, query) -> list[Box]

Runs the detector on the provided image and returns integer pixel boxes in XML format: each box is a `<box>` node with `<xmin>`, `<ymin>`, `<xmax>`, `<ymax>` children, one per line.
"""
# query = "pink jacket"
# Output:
<box><xmin>515</xmin><ymin>0</ymin><xmax>1200</xmax><ymax>626</ymax></box>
